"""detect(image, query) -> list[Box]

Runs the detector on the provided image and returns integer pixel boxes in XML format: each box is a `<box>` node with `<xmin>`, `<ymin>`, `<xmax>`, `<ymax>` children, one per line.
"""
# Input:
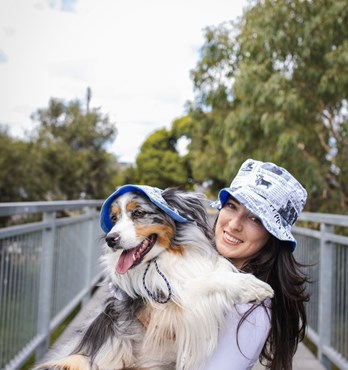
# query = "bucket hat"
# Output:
<box><xmin>212</xmin><ymin>159</ymin><xmax>307</xmax><ymax>250</ymax></box>
<box><xmin>100</xmin><ymin>184</ymin><xmax>189</xmax><ymax>233</ymax></box>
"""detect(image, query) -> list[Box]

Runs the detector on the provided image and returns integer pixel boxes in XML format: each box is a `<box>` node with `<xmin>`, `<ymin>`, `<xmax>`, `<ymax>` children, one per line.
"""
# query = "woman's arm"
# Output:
<box><xmin>200</xmin><ymin>303</ymin><xmax>271</xmax><ymax>370</ymax></box>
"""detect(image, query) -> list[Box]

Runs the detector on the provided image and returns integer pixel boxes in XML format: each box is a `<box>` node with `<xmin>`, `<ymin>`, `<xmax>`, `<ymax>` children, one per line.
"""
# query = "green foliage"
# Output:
<box><xmin>0</xmin><ymin>128</ymin><xmax>44</xmax><ymax>201</ymax></box>
<box><xmin>185</xmin><ymin>0</ymin><xmax>348</xmax><ymax>212</ymax></box>
<box><xmin>111</xmin><ymin>164</ymin><xmax>139</xmax><ymax>189</ymax></box>
<box><xmin>185</xmin><ymin>109</ymin><xmax>228</xmax><ymax>192</ymax></box>
<box><xmin>0</xmin><ymin>95</ymin><xmax>119</xmax><ymax>202</ymax></box>
<box><xmin>30</xmin><ymin>98</ymin><xmax>119</xmax><ymax>200</ymax></box>
<box><xmin>190</xmin><ymin>23</ymin><xmax>238</xmax><ymax>110</ymax></box>
<box><xmin>136</xmin><ymin>128</ymin><xmax>190</xmax><ymax>189</ymax></box>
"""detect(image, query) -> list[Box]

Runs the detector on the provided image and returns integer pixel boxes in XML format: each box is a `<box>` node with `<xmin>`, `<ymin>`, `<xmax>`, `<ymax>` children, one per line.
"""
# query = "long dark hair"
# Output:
<box><xmin>241</xmin><ymin>236</ymin><xmax>310</xmax><ymax>370</ymax></box>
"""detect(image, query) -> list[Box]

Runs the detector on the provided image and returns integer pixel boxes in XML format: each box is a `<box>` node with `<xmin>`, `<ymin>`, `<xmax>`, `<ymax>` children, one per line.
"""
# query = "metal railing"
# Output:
<box><xmin>0</xmin><ymin>202</ymin><xmax>347</xmax><ymax>370</ymax></box>
<box><xmin>293</xmin><ymin>212</ymin><xmax>348</xmax><ymax>370</ymax></box>
<box><xmin>0</xmin><ymin>201</ymin><xmax>104</xmax><ymax>370</ymax></box>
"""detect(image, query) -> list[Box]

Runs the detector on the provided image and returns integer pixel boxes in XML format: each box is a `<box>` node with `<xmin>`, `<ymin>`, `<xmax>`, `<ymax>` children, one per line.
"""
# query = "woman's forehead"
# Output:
<box><xmin>225</xmin><ymin>196</ymin><xmax>259</xmax><ymax>218</ymax></box>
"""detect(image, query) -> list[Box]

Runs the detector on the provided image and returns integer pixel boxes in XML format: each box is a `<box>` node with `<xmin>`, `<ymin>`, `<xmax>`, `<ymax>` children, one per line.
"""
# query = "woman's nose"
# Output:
<box><xmin>227</xmin><ymin>215</ymin><xmax>243</xmax><ymax>231</ymax></box>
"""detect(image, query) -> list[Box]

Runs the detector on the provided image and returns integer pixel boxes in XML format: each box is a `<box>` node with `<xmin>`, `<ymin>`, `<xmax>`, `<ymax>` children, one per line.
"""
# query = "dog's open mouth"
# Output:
<box><xmin>116</xmin><ymin>234</ymin><xmax>157</xmax><ymax>275</ymax></box>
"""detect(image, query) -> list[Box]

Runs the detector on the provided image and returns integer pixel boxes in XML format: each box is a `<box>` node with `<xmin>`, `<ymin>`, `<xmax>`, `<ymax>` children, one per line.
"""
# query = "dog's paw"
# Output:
<box><xmin>33</xmin><ymin>354</ymin><xmax>92</xmax><ymax>370</ymax></box>
<box><xmin>232</xmin><ymin>273</ymin><xmax>274</xmax><ymax>304</ymax></box>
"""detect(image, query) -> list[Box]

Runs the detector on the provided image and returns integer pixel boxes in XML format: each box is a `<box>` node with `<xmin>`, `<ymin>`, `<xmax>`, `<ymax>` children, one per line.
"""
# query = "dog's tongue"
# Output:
<box><xmin>116</xmin><ymin>248</ymin><xmax>136</xmax><ymax>275</ymax></box>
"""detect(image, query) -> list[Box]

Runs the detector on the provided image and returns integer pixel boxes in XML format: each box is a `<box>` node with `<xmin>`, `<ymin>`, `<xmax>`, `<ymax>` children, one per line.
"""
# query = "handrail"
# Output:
<box><xmin>0</xmin><ymin>199</ymin><xmax>103</xmax><ymax>216</ymax></box>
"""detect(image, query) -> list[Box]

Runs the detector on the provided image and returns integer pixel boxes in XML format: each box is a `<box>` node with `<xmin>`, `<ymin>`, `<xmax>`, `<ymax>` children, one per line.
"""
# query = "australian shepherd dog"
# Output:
<box><xmin>35</xmin><ymin>185</ymin><xmax>273</xmax><ymax>370</ymax></box>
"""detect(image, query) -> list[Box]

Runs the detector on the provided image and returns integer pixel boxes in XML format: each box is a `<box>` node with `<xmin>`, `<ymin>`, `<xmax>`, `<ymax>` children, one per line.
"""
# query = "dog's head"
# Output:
<box><xmin>100</xmin><ymin>185</ymin><xmax>213</xmax><ymax>275</ymax></box>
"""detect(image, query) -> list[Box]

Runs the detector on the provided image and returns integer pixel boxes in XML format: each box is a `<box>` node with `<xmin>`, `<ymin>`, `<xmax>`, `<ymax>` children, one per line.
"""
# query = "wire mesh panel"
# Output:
<box><xmin>51</xmin><ymin>220</ymin><xmax>89</xmax><ymax>318</ymax></box>
<box><xmin>91</xmin><ymin>222</ymin><xmax>105</xmax><ymax>280</ymax></box>
<box><xmin>331</xmin><ymin>243</ymin><xmax>348</xmax><ymax>363</ymax></box>
<box><xmin>0</xmin><ymin>231</ymin><xmax>42</xmax><ymax>369</ymax></box>
<box><xmin>294</xmin><ymin>233</ymin><xmax>320</xmax><ymax>333</ymax></box>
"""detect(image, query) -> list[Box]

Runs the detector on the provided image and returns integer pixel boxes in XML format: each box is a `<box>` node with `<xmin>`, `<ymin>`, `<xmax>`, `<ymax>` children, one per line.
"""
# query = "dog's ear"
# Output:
<box><xmin>162</xmin><ymin>188</ymin><xmax>214</xmax><ymax>241</ymax></box>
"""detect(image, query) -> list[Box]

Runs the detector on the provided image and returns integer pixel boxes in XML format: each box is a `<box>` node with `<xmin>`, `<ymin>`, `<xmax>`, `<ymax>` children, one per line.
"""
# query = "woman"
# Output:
<box><xmin>202</xmin><ymin>158</ymin><xmax>310</xmax><ymax>370</ymax></box>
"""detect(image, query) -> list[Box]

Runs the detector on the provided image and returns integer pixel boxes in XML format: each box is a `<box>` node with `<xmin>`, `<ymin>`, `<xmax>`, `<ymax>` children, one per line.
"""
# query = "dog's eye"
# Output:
<box><xmin>132</xmin><ymin>209</ymin><xmax>146</xmax><ymax>219</ymax></box>
<box><xmin>110</xmin><ymin>214</ymin><xmax>118</xmax><ymax>223</ymax></box>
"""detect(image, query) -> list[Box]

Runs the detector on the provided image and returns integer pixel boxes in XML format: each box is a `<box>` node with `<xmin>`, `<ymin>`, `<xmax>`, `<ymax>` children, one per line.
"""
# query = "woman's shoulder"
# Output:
<box><xmin>232</xmin><ymin>298</ymin><xmax>272</xmax><ymax>328</ymax></box>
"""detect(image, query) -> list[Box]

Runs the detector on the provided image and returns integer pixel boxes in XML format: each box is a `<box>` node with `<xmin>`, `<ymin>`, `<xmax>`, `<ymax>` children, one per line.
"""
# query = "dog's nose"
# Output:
<box><xmin>106</xmin><ymin>232</ymin><xmax>121</xmax><ymax>248</ymax></box>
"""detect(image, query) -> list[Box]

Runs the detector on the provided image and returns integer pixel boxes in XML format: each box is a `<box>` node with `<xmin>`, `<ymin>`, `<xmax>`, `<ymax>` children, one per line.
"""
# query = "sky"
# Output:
<box><xmin>0</xmin><ymin>0</ymin><xmax>247</xmax><ymax>163</ymax></box>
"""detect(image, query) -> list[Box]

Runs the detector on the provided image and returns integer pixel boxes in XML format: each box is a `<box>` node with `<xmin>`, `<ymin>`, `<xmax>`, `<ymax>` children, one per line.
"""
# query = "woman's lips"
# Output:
<box><xmin>223</xmin><ymin>231</ymin><xmax>243</xmax><ymax>244</ymax></box>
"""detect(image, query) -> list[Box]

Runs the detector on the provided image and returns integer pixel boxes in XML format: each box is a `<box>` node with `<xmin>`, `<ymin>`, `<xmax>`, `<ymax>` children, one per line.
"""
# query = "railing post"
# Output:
<box><xmin>317</xmin><ymin>222</ymin><xmax>333</xmax><ymax>369</ymax></box>
<box><xmin>35</xmin><ymin>211</ymin><xmax>56</xmax><ymax>360</ymax></box>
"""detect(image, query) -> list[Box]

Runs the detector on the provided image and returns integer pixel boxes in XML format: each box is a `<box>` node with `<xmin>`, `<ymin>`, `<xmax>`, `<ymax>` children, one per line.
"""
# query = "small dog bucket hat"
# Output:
<box><xmin>212</xmin><ymin>159</ymin><xmax>307</xmax><ymax>250</ymax></box>
<box><xmin>100</xmin><ymin>184</ymin><xmax>189</xmax><ymax>233</ymax></box>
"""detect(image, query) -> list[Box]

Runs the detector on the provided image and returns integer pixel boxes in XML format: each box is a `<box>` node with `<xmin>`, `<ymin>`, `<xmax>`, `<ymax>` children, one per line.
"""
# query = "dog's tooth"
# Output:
<box><xmin>132</xmin><ymin>253</ymin><xmax>136</xmax><ymax>261</ymax></box>
<box><xmin>139</xmin><ymin>240</ymin><xmax>148</xmax><ymax>253</ymax></box>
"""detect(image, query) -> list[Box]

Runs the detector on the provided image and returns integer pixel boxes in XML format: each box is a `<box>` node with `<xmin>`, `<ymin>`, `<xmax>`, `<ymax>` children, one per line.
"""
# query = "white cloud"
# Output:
<box><xmin>0</xmin><ymin>0</ymin><xmax>246</xmax><ymax>162</ymax></box>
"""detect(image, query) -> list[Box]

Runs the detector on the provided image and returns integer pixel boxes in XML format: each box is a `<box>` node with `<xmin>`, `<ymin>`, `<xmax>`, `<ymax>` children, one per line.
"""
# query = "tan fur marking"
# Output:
<box><xmin>136</xmin><ymin>224</ymin><xmax>174</xmax><ymax>248</ymax></box>
<box><xmin>168</xmin><ymin>244</ymin><xmax>184</xmax><ymax>255</ymax></box>
<box><xmin>126</xmin><ymin>201</ymin><xmax>139</xmax><ymax>212</ymax></box>
<box><xmin>137</xmin><ymin>304</ymin><xmax>153</xmax><ymax>328</ymax></box>
<box><xmin>110</xmin><ymin>204</ymin><xmax>121</xmax><ymax>218</ymax></box>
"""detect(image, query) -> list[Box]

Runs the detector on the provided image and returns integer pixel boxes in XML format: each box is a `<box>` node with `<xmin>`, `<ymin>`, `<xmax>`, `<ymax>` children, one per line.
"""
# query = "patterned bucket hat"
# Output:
<box><xmin>212</xmin><ymin>159</ymin><xmax>307</xmax><ymax>250</ymax></box>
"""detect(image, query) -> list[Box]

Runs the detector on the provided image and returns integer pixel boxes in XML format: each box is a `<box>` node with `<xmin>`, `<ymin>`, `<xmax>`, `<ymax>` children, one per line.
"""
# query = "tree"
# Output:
<box><xmin>181</xmin><ymin>109</ymin><xmax>228</xmax><ymax>193</ymax></box>
<box><xmin>31</xmin><ymin>97</ymin><xmax>118</xmax><ymax>200</ymax></box>
<box><xmin>0</xmin><ymin>127</ymin><xmax>44</xmax><ymax>201</ymax></box>
<box><xmin>136</xmin><ymin>128</ymin><xmax>189</xmax><ymax>189</ymax></box>
<box><xmin>185</xmin><ymin>23</ymin><xmax>241</xmax><ymax>193</ymax></box>
<box><xmin>228</xmin><ymin>0</ymin><xmax>348</xmax><ymax>211</ymax></box>
<box><xmin>188</xmin><ymin>0</ymin><xmax>348</xmax><ymax>212</ymax></box>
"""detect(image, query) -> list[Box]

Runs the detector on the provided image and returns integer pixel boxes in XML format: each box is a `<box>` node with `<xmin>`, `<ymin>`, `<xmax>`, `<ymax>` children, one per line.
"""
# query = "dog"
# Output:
<box><xmin>255</xmin><ymin>174</ymin><xmax>272</xmax><ymax>189</ymax></box>
<box><xmin>35</xmin><ymin>185</ymin><xmax>273</xmax><ymax>370</ymax></box>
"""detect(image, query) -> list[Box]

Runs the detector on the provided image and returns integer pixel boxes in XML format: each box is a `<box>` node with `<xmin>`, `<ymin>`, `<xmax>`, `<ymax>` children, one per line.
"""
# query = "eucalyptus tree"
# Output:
<box><xmin>189</xmin><ymin>0</ymin><xmax>347</xmax><ymax>211</ymax></box>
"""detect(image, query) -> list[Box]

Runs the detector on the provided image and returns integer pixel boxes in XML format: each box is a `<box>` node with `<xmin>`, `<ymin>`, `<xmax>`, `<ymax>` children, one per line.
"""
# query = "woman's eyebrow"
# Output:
<box><xmin>228</xmin><ymin>196</ymin><xmax>241</xmax><ymax>205</ymax></box>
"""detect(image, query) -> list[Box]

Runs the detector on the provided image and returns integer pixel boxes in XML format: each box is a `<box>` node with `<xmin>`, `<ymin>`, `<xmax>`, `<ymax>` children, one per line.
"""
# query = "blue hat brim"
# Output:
<box><xmin>100</xmin><ymin>185</ymin><xmax>189</xmax><ymax>233</ymax></box>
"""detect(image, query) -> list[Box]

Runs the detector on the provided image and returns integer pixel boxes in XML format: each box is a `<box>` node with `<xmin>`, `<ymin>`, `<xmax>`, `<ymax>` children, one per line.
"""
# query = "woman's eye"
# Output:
<box><xmin>132</xmin><ymin>209</ymin><xmax>145</xmax><ymax>218</ymax></box>
<box><xmin>250</xmin><ymin>216</ymin><xmax>262</xmax><ymax>225</ymax></box>
<box><xmin>226</xmin><ymin>202</ymin><xmax>237</xmax><ymax>210</ymax></box>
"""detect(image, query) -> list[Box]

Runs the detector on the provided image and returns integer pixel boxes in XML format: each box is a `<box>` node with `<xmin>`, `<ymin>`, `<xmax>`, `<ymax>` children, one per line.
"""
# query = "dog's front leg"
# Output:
<box><xmin>184</xmin><ymin>270</ymin><xmax>273</xmax><ymax>305</ymax></box>
<box><xmin>221</xmin><ymin>271</ymin><xmax>274</xmax><ymax>303</ymax></box>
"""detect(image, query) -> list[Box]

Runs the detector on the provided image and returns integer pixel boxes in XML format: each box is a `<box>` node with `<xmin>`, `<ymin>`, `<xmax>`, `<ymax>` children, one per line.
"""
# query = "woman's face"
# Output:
<box><xmin>215</xmin><ymin>197</ymin><xmax>270</xmax><ymax>269</ymax></box>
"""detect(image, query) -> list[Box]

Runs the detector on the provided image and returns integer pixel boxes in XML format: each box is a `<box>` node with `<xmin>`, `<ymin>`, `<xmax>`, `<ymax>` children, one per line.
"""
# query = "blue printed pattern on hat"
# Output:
<box><xmin>139</xmin><ymin>185</ymin><xmax>166</xmax><ymax>204</ymax></box>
